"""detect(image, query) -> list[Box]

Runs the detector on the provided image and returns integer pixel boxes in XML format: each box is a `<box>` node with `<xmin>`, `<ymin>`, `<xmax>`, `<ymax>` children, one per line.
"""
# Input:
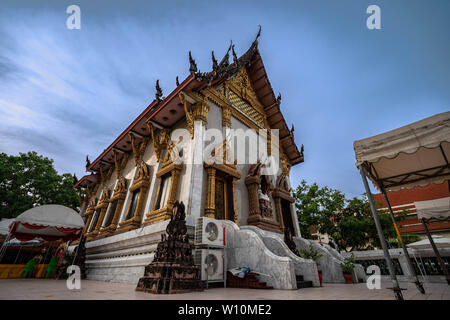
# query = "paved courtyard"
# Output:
<box><xmin>0</xmin><ymin>279</ymin><xmax>449</xmax><ymax>300</ymax></box>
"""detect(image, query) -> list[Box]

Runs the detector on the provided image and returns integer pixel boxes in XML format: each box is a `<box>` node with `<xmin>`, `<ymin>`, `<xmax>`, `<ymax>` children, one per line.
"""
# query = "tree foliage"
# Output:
<box><xmin>294</xmin><ymin>180</ymin><xmax>413</xmax><ymax>252</ymax></box>
<box><xmin>0</xmin><ymin>151</ymin><xmax>79</xmax><ymax>219</ymax></box>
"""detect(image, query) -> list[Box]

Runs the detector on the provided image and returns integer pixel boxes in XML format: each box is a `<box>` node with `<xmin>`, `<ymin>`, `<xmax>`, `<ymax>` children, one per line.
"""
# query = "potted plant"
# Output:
<box><xmin>300</xmin><ymin>243</ymin><xmax>323</xmax><ymax>287</ymax></box>
<box><xmin>341</xmin><ymin>253</ymin><xmax>355</xmax><ymax>284</ymax></box>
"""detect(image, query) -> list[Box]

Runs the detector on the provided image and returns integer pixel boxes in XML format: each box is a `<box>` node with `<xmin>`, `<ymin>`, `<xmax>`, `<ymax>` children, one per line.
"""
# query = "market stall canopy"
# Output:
<box><xmin>8</xmin><ymin>205</ymin><xmax>84</xmax><ymax>242</ymax></box>
<box><xmin>354</xmin><ymin>111</ymin><xmax>450</xmax><ymax>192</ymax></box>
<box><xmin>407</xmin><ymin>235</ymin><xmax>450</xmax><ymax>250</ymax></box>
<box><xmin>414</xmin><ymin>197</ymin><xmax>450</xmax><ymax>222</ymax></box>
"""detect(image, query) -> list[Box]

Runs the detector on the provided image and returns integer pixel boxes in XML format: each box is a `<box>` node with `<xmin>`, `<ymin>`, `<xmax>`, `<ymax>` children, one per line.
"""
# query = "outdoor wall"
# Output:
<box><xmin>84</xmin><ymin>219</ymin><xmax>172</xmax><ymax>283</ymax></box>
<box><xmin>345</xmin><ymin>248</ymin><xmax>450</xmax><ymax>284</ymax></box>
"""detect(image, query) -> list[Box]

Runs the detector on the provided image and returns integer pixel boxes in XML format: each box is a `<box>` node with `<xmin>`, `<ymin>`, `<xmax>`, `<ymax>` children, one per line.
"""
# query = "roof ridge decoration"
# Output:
<box><xmin>211</xmin><ymin>51</ymin><xmax>218</xmax><ymax>70</ymax></box>
<box><xmin>155</xmin><ymin>80</ymin><xmax>163</xmax><ymax>101</ymax></box>
<box><xmin>189</xmin><ymin>51</ymin><xmax>197</xmax><ymax>74</ymax></box>
<box><xmin>219</xmin><ymin>41</ymin><xmax>232</xmax><ymax>67</ymax></box>
<box><xmin>194</xmin><ymin>25</ymin><xmax>262</xmax><ymax>83</ymax></box>
<box><xmin>179</xmin><ymin>93</ymin><xmax>194</xmax><ymax>139</ymax></box>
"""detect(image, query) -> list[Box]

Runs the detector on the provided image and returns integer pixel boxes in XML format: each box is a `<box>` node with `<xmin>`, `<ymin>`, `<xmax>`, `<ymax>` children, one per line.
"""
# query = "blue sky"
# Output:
<box><xmin>0</xmin><ymin>0</ymin><xmax>448</xmax><ymax>198</ymax></box>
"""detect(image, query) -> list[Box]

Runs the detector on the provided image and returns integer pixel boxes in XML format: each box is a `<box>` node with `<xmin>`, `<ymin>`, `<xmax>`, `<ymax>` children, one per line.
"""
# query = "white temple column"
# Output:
<box><xmin>187</xmin><ymin>119</ymin><xmax>206</xmax><ymax>220</ymax></box>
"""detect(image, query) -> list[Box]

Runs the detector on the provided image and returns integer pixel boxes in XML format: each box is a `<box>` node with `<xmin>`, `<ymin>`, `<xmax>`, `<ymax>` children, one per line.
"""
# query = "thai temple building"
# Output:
<box><xmin>74</xmin><ymin>28</ymin><xmax>363</xmax><ymax>289</ymax></box>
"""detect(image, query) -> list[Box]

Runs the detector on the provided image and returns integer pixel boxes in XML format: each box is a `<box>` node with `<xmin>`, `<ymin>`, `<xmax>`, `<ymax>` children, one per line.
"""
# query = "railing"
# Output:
<box><xmin>410</xmin><ymin>256</ymin><xmax>450</xmax><ymax>276</ymax></box>
<box><xmin>356</xmin><ymin>258</ymin><xmax>403</xmax><ymax>275</ymax></box>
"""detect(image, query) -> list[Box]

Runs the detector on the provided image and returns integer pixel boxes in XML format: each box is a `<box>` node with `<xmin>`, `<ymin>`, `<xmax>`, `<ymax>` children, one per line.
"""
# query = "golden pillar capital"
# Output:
<box><xmin>192</xmin><ymin>97</ymin><xmax>210</xmax><ymax>126</ymax></box>
<box><xmin>222</xmin><ymin>105</ymin><xmax>232</xmax><ymax>128</ymax></box>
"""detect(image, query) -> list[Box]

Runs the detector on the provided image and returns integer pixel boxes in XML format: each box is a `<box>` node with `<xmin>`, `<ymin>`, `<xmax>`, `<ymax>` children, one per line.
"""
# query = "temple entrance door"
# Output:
<box><xmin>214</xmin><ymin>176</ymin><xmax>235</xmax><ymax>222</ymax></box>
<box><xmin>281</xmin><ymin>199</ymin><xmax>295</xmax><ymax>236</ymax></box>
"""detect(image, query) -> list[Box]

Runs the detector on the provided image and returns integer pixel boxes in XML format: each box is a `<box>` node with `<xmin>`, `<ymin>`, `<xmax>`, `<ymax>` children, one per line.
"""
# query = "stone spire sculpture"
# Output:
<box><xmin>136</xmin><ymin>201</ymin><xmax>203</xmax><ymax>294</ymax></box>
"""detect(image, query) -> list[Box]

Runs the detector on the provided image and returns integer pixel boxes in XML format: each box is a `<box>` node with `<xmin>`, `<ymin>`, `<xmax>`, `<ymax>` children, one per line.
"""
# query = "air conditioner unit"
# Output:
<box><xmin>194</xmin><ymin>217</ymin><xmax>226</xmax><ymax>247</ymax></box>
<box><xmin>194</xmin><ymin>248</ymin><xmax>224</xmax><ymax>281</ymax></box>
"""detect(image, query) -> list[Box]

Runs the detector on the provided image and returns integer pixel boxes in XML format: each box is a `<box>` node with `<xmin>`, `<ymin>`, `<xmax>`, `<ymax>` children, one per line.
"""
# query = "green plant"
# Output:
<box><xmin>341</xmin><ymin>253</ymin><xmax>355</xmax><ymax>274</ymax></box>
<box><xmin>299</xmin><ymin>243</ymin><xmax>323</xmax><ymax>268</ymax></box>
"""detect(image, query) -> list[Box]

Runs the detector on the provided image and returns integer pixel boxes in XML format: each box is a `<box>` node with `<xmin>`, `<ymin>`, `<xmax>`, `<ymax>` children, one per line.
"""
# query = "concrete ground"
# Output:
<box><xmin>0</xmin><ymin>279</ymin><xmax>449</xmax><ymax>300</ymax></box>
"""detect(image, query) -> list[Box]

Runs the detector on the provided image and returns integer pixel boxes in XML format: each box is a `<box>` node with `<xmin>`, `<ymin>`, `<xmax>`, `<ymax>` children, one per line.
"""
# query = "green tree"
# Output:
<box><xmin>0</xmin><ymin>151</ymin><xmax>79</xmax><ymax>219</ymax></box>
<box><xmin>294</xmin><ymin>180</ymin><xmax>409</xmax><ymax>252</ymax></box>
<box><xmin>293</xmin><ymin>180</ymin><xmax>346</xmax><ymax>240</ymax></box>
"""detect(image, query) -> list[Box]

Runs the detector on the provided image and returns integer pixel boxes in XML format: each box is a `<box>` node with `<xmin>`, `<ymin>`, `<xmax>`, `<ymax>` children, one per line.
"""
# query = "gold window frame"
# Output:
<box><xmin>98</xmin><ymin>177</ymin><xmax>128</xmax><ymax>237</ymax></box>
<box><xmin>116</xmin><ymin>161</ymin><xmax>150</xmax><ymax>233</ymax></box>
<box><xmin>86</xmin><ymin>188</ymin><xmax>110</xmax><ymax>241</ymax></box>
<box><xmin>143</xmin><ymin>161</ymin><xmax>182</xmax><ymax>226</ymax></box>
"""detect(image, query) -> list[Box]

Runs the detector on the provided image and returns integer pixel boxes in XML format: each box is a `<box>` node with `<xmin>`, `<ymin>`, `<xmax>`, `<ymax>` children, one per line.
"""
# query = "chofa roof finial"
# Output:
<box><xmin>211</xmin><ymin>51</ymin><xmax>218</xmax><ymax>70</ymax></box>
<box><xmin>219</xmin><ymin>40</ymin><xmax>233</xmax><ymax>66</ymax></box>
<box><xmin>231</xmin><ymin>43</ymin><xmax>238</xmax><ymax>65</ymax></box>
<box><xmin>176</xmin><ymin>76</ymin><xmax>180</xmax><ymax>86</ymax></box>
<box><xmin>189</xmin><ymin>51</ymin><xmax>197</xmax><ymax>74</ymax></box>
<box><xmin>253</xmin><ymin>25</ymin><xmax>262</xmax><ymax>45</ymax></box>
<box><xmin>155</xmin><ymin>79</ymin><xmax>163</xmax><ymax>101</ymax></box>
<box><xmin>277</xmin><ymin>92</ymin><xmax>282</xmax><ymax>105</ymax></box>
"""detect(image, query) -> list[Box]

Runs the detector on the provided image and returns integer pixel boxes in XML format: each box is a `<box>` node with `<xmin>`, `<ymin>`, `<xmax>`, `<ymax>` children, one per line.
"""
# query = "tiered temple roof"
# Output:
<box><xmin>75</xmin><ymin>27</ymin><xmax>303</xmax><ymax>188</ymax></box>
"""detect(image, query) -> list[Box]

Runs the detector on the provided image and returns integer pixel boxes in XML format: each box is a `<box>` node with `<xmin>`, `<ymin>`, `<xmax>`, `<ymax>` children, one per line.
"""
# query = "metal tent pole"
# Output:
<box><xmin>359</xmin><ymin>166</ymin><xmax>404</xmax><ymax>300</ymax></box>
<box><xmin>421</xmin><ymin>218</ymin><xmax>450</xmax><ymax>285</ymax></box>
<box><xmin>0</xmin><ymin>233</ymin><xmax>11</xmax><ymax>263</ymax></box>
<box><xmin>381</xmin><ymin>188</ymin><xmax>425</xmax><ymax>294</ymax></box>
<box><xmin>13</xmin><ymin>246</ymin><xmax>22</xmax><ymax>264</ymax></box>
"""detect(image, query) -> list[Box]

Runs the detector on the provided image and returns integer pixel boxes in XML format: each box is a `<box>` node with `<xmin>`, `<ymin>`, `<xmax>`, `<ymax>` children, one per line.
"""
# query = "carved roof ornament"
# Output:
<box><xmin>231</xmin><ymin>44</ymin><xmax>238</xmax><ymax>65</ymax></box>
<box><xmin>155</xmin><ymin>79</ymin><xmax>163</xmax><ymax>101</ymax></box>
<box><xmin>179</xmin><ymin>93</ymin><xmax>194</xmax><ymax>139</ymax></box>
<box><xmin>254</xmin><ymin>25</ymin><xmax>262</xmax><ymax>45</ymax></box>
<box><xmin>128</xmin><ymin>132</ymin><xmax>149</xmax><ymax>166</ymax></box>
<box><xmin>194</xmin><ymin>25</ymin><xmax>262</xmax><ymax>84</ymax></box>
<box><xmin>73</xmin><ymin>173</ymin><xmax>78</xmax><ymax>186</ymax></box>
<box><xmin>100</xmin><ymin>165</ymin><xmax>113</xmax><ymax>187</ymax></box>
<box><xmin>189</xmin><ymin>51</ymin><xmax>197</xmax><ymax>74</ymax></box>
<box><xmin>277</xmin><ymin>93</ymin><xmax>282</xmax><ymax>105</ymax></box>
<box><xmin>176</xmin><ymin>76</ymin><xmax>180</xmax><ymax>87</ymax></box>
<box><xmin>219</xmin><ymin>41</ymin><xmax>232</xmax><ymax>67</ymax></box>
<box><xmin>146</xmin><ymin>122</ymin><xmax>170</xmax><ymax>162</ymax></box>
<box><xmin>85</xmin><ymin>155</ymin><xmax>91</xmax><ymax>168</ymax></box>
<box><xmin>290</xmin><ymin>124</ymin><xmax>295</xmax><ymax>135</ymax></box>
<box><xmin>113</xmin><ymin>149</ymin><xmax>129</xmax><ymax>178</ymax></box>
<box><xmin>211</xmin><ymin>51</ymin><xmax>218</xmax><ymax>70</ymax></box>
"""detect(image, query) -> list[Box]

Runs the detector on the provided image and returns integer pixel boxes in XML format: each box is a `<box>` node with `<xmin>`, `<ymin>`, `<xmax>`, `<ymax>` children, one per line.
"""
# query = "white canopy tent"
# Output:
<box><xmin>353</xmin><ymin>111</ymin><xmax>450</xmax><ymax>298</ymax></box>
<box><xmin>354</xmin><ymin>111</ymin><xmax>450</xmax><ymax>192</ymax></box>
<box><xmin>407</xmin><ymin>235</ymin><xmax>450</xmax><ymax>250</ymax></box>
<box><xmin>415</xmin><ymin>197</ymin><xmax>450</xmax><ymax>222</ymax></box>
<box><xmin>0</xmin><ymin>205</ymin><xmax>85</xmax><ymax>264</ymax></box>
<box><xmin>9</xmin><ymin>205</ymin><xmax>84</xmax><ymax>242</ymax></box>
